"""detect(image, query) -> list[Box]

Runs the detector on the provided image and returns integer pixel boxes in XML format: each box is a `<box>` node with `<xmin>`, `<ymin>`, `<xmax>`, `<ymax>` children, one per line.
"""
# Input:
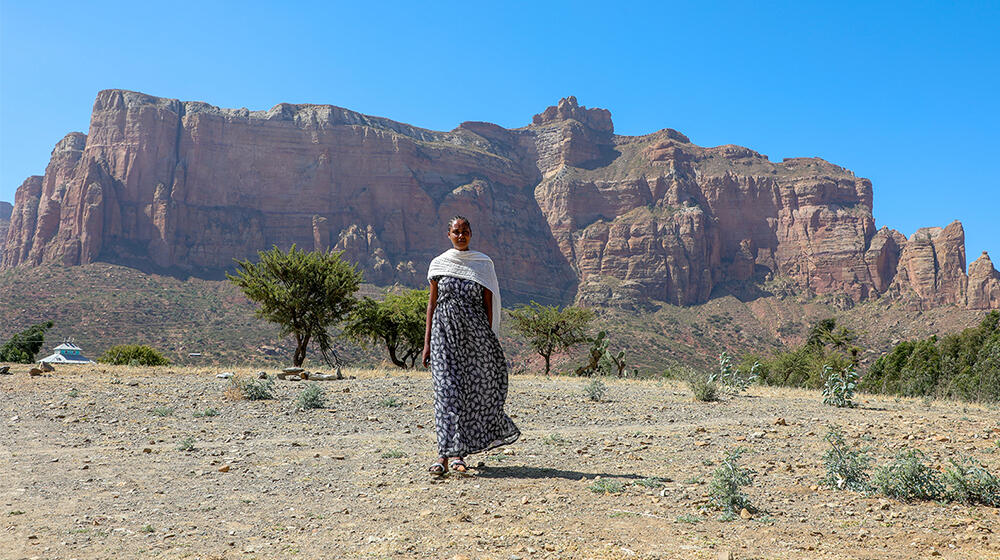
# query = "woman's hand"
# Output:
<box><xmin>422</xmin><ymin>344</ymin><xmax>431</xmax><ymax>368</ymax></box>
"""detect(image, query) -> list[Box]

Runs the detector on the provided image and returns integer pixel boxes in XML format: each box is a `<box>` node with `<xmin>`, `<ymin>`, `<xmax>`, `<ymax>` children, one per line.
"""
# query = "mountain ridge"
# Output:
<box><xmin>4</xmin><ymin>90</ymin><xmax>998</xmax><ymax>310</ymax></box>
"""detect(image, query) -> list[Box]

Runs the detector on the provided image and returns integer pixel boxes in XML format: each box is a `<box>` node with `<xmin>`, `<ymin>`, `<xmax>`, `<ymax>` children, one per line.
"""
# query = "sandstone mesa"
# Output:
<box><xmin>3</xmin><ymin>90</ymin><xmax>998</xmax><ymax>310</ymax></box>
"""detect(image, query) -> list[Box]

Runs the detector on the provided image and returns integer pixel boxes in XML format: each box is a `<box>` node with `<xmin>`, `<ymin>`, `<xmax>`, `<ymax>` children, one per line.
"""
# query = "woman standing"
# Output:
<box><xmin>422</xmin><ymin>216</ymin><xmax>520</xmax><ymax>475</ymax></box>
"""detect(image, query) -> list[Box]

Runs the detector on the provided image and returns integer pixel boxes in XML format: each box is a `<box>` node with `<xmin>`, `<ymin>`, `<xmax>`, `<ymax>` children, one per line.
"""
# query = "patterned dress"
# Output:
<box><xmin>429</xmin><ymin>275</ymin><xmax>520</xmax><ymax>457</ymax></box>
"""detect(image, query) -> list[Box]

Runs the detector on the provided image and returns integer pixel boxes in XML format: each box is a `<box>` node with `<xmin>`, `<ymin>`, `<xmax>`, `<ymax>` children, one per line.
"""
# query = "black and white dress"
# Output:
<box><xmin>429</xmin><ymin>275</ymin><xmax>520</xmax><ymax>457</ymax></box>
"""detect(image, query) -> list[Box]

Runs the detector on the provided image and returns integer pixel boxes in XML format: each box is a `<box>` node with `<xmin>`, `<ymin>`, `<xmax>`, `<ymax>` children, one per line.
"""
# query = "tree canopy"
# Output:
<box><xmin>508</xmin><ymin>301</ymin><xmax>593</xmax><ymax>375</ymax></box>
<box><xmin>0</xmin><ymin>321</ymin><xmax>54</xmax><ymax>363</ymax></box>
<box><xmin>343</xmin><ymin>288</ymin><xmax>428</xmax><ymax>369</ymax></box>
<box><xmin>228</xmin><ymin>245</ymin><xmax>362</xmax><ymax>367</ymax></box>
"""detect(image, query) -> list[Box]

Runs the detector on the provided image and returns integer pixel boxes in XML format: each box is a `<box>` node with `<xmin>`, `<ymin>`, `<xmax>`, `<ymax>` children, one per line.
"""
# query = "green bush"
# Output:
<box><xmin>715</xmin><ymin>352</ymin><xmax>759</xmax><ymax>394</ymax></box>
<box><xmin>822</xmin><ymin>364</ymin><xmax>859</xmax><ymax>408</ymax></box>
<box><xmin>588</xmin><ymin>478</ymin><xmax>626</xmax><ymax>494</ymax></box>
<box><xmin>943</xmin><ymin>457</ymin><xmax>1000</xmax><ymax>506</ymax></box>
<box><xmin>296</xmin><ymin>383</ymin><xmax>326</xmax><ymax>410</ymax></box>
<box><xmin>0</xmin><ymin>321</ymin><xmax>54</xmax><ymax>363</ymax></box>
<box><xmin>821</xmin><ymin>426</ymin><xmax>872</xmax><ymax>492</ymax></box>
<box><xmin>231</xmin><ymin>376</ymin><xmax>275</xmax><ymax>401</ymax></box>
<box><xmin>99</xmin><ymin>344</ymin><xmax>170</xmax><ymax>366</ymax></box>
<box><xmin>871</xmin><ymin>449</ymin><xmax>944</xmax><ymax>502</ymax></box>
<box><xmin>707</xmin><ymin>448</ymin><xmax>755</xmax><ymax>517</ymax></box>
<box><xmin>864</xmin><ymin>311</ymin><xmax>1000</xmax><ymax>402</ymax></box>
<box><xmin>583</xmin><ymin>379</ymin><xmax>607</xmax><ymax>402</ymax></box>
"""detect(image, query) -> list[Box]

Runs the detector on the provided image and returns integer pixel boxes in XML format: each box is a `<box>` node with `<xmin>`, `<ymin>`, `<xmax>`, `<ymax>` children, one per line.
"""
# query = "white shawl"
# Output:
<box><xmin>427</xmin><ymin>248</ymin><xmax>501</xmax><ymax>334</ymax></box>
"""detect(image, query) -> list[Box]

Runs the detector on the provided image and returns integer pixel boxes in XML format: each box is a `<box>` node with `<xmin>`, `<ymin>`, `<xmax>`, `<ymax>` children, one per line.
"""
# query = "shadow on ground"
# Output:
<box><xmin>475</xmin><ymin>465</ymin><xmax>644</xmax><ymax>481</ymax></box>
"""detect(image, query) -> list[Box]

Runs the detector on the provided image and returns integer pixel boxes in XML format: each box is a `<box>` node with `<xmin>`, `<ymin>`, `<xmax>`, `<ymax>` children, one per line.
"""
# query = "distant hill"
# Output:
<box><xmin>0</xmin><ymin>263</ymin><xmax>988</xmax><ymax>374</ymax></box>
<box><xmin>4</xmin><ymin>90</ymin><xmax>998</xmax><ymax>311</ymax></box>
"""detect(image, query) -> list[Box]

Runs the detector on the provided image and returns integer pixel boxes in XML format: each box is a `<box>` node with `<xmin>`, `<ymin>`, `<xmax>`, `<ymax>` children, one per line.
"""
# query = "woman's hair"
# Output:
<box><xmin>448</xmin><ymin>215</ymin><xmax>472</xmax><ymax>232</ymax></box>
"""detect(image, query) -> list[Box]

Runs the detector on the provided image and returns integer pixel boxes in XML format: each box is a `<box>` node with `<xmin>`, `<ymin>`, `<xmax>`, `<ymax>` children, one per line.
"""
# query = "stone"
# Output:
<box><xmin>282</xmin><ymin>367</ymin><xmax>305</xmax><ymax>374</ymax></box>
<box><xmin>29</xmin><ymin>367</ymin><xmax>43</xmax><ymax>376</ymax></box>
<box><xmin>256</xmin><ymin>371</ymin><xmax>268</xmax><ymax>379</ymax></box>
<box><xmin>0</xmin><ymin>366</ymin><xmax>10</xmax><ymax>374</ymax></box>
<box><xmin>40</xmin><ymin>362</ymin><xmax>54</xmax><ymax>372</ymax></box>
<box><xmin>774</xmin><ymin>417</ymin><xmax>787</xmax><ymax>426</ymax></box>
<box><xmin>216</xmin><ymin>372</ymin><xmax>234</xmax><ymax>379</ymax></box>
<box><xmin>308</xmin><ymin>373</ymin><xmax>337</xmax><ymax>381</ymax></box>
<box><xmin>2</xmin><ymin>90</ymin><xmax>994</xmax><ymax>310</ymax></box>
<box><xmin>740</xmin><ymin>508</ymin><xmax>752</xmax><ymax>520</ymax></box>
<box><xmin>286</xmin><ymin>376</ymin><xmax>301</xmax><ymax>382</ymax></box>
<box><xmin>218</xmin><ymin>464</ymin><xmax>230</xmax><ymax>473</ymax></box>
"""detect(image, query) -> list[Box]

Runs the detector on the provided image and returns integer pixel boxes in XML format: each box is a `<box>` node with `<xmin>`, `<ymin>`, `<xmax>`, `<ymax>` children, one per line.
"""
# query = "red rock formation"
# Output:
<box><xmin>967</xmin><ymin>252</ymin><xmax>1000</xmax><ymax>309</ymax></box>
<box><xmin>3</xmin><ymin>90</ymin><xmax>996</xmax><ymax>310</ymax></box>
<box><xmin>0</xmin><ymin>201</ymin><xmax>12</xmax><ymax>248</ymax></box>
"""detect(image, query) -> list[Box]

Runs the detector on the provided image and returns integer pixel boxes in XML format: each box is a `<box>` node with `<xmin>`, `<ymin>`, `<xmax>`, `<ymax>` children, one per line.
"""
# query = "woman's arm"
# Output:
<box><xmin>483</xmin><ymin>287</ymin><xmax>493</xmax><ymax>329</ymax></box>
<box><xmin>421</xmin><ymin>279</ymin><xmax>439</xmax><ymax>368</ymax></box>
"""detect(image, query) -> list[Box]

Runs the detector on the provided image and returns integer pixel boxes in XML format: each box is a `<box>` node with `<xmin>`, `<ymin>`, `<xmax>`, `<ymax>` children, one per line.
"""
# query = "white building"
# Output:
<box><xmin>38</xmin><ymin>341</ymin><xmax>95</xmax><ymax>365</ymax></box>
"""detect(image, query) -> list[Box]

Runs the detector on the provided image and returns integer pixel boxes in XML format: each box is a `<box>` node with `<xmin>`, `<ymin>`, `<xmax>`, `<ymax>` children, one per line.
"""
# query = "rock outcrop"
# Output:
<box><xmin>967</xmin><ymin>252</ymin><xmax>1000</xmax><ymax>310</ymax></box>
<box><xmin>0</xmin><ymin>201</ymin><xmax>11</xmax><ymax>247</ymax></box>
<box><xmin>3</xmin><ymin>90</ymin><xmax>996</xmax><ymax>310</ymax></box>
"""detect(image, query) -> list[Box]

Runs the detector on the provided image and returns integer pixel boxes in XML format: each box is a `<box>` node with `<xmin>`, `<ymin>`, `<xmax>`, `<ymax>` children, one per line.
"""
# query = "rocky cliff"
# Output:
<box><xmin>0</xmin><ymin>201</ymin><xmax>11</xmax><ymax>248</ymax></box>
<box><xmin>4</xmin><ymin>91</ymin><xmax>997</xmax><ymax>310</ymax></box>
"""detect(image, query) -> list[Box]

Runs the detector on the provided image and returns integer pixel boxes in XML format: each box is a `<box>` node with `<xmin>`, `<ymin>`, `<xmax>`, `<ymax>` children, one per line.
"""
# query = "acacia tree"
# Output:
<box><xmin>508</xmin><ymin>302</ymin><xmax>594</xmax><ymax>375</ymax></box>
<box><xmin>0</xmin><ymin>321</ymin><xmax>54</xmax><ymax>363</ymax></box>
<box><xmin>228</xmin><ymin>245</ymin><xmax>362</xmax><ymax>367</ymax></box>
<box><xmin>343</xmin><ymin>288</ymin><xmax>428</xmax><ymax>369</ymax></box>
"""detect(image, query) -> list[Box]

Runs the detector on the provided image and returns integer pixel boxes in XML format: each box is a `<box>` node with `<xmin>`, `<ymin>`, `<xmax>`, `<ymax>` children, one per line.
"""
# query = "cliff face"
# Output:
<box><xmin>0</xmin><ymin>201</ymin><xmax>11</xmax><ymax>247</ymax></box>
<box><xmin>3</xmin><ymin>91</ymin><xmax>997</xmax><ymax>309</ymax></box>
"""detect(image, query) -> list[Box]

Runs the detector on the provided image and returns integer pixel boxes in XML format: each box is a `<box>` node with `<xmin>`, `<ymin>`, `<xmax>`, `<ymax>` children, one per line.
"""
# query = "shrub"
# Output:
<box><xmin>296</xmin><ymin>383</ymin><xmax>326</xmax><ymax>410</ymax></box>
<box><xmin>228</xmin><ymin>375</ymin><xmax>275</xmax><ymax>401</ymax></box>
<box><xmin>584</xmin><ymin>379</ymin><xmax>607</xmax><ymax>402</ymax></box>
<box><xmin>99</xmin><ymin>344</ymin><xmax>170</xmax><ymax>366</ymax></box>
<box><xmin>872</xmin><ymin>449</ymin><xmax>944</xmax><ymax>502</ymax></box>
<box><xmin>379</xmin><ymin>397</ymin><xmax>402</xmax><ymax>408</ymax></box>
<box><xmin>193</xmin><ymin>408</ymin><xmax>218</xmax><ymax>418</ymax></box>
<box><xmin>0</xmin><ymin>321</ymin><xmax>54</xmax><ymax>363</ymax></box>
<box><xmin>177</xmin><ymin>437</ymin><xmax>195</xmax><ymax>451</ymax></box>
<box><xmin>380</xmin><ymin>449</ymin><xmax>406</xmax><ymax>459</ymax></box>
<box><xmin>822</xmin><ymin>364</ymin><xmax>859</xmax><ymax>408</ymax></box>
<box><xmin>943</xmin><ymin>457</ymin><xmax>1000</xmax><ymax>506</ymax></box>
<box><xmin>151</xmin><ymin>407</ymin><xmax>174</xmax><ymax>417</ymax></box>
<box><xmin>707</xmin><ymin>448</ymin><xmax>755</xmax><ymax>516</ymax></box>
<box><xmin>715</xmin><ymin>352</ymin><xmax>759</xmax><ymax>394</ymax></box>
<box><xmin>588</xmin><ymin>479</ymin><xmax>626</xmax><ymax>494</ymax></box>
<box><xmin>821</xmin><ymin>426</ymin><xmax>872</xmax><ymax>492</ymax></box>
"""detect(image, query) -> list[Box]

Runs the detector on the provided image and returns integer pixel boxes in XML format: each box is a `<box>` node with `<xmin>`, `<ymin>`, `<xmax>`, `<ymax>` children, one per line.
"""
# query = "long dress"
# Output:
<box><xmin>429</xmin><ymin>275</ymin><xmax>520</xmax><ymax>457</ymax></box>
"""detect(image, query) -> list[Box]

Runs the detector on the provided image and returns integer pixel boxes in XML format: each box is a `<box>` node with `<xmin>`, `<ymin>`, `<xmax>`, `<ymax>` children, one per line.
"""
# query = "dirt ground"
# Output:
<box><xmin>2</xmin><ymin>365</ymin><xmax>999</xmax><ymax>560</ymax></box>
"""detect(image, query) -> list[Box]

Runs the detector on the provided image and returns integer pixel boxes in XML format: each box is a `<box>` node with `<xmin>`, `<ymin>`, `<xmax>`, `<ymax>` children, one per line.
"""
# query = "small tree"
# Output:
<box><xmin>343</xmin><ymin>288</ymin><xmax>428</xmax><ymax>369</ymax></box>
<box><xmin>508</xmin><ymin>301</ymin><xmax>593</xmax><ymax>375</ymax></box>
<box><xmin>228</xmin><ymin>245</ymin><xmax>362</xmax><ymax>367</ymax></box>
<box><xmin>0</xmin><ymin>321</ymin><xmax>54</xmax><ymax>363</ymax></box>
<box><xmin>99</xmin><ymin>344</ymin><xmax>170</xmax><ymax>366</ymax></box>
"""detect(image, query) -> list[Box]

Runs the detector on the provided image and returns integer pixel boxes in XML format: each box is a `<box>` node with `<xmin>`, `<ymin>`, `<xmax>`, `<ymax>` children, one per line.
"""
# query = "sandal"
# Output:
<box><xmin>448</xmin><ymin>459</ymin><xmax>467</xmax><ymax>473</ymax></box>
<box><xmin>428</xmin><ymin>459</ymin><xmax>447</xmax><ymax>476</ymax></box>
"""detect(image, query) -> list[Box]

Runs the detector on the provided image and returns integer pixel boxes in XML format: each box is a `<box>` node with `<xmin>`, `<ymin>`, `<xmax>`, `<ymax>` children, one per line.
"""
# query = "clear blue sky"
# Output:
<box><xmin>2</xmin><ymin>1</ymin><xmax>998</xmax><ymax>264</ymax></box>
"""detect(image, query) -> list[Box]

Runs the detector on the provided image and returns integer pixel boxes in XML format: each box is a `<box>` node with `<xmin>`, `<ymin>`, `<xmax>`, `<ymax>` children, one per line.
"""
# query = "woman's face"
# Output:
<box><xmin>448</xmin><ymin>220</ymin><xmax>472</xmax><ymax>251</ymax></box>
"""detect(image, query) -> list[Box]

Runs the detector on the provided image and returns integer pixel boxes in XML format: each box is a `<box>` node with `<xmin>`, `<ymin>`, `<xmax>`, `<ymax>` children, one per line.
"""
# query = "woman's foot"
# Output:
<box><xmin>428</xmin><ymin>457</ymin><xmax>447</xmax><ymax>476</ymax></box>
<box><xmin>448</xmin><ymin>457</ymin><xmax>467</xmax><ymax>473</ymax></box>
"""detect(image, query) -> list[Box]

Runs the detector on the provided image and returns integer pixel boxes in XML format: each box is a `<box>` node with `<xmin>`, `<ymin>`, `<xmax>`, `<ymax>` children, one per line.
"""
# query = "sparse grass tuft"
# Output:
<box><xmin>296</xmin><ymin>383</ymin><xmax>326</xmax><ymax>410</ymax></box>
<box><xmin>675</xmin><ymin>514</ymin><xmax>701</xmax><ymax>524</ymax></box>
<box><xmin>151</xmin><ymin>407</ymin><xmax>174</xmax><ymax>417</ymax></box>
<box><xmin>176</xmin><ymin>437</ymin><xmax>196</xmax><ymax>452</ymax></box>
<box><xmin>583</xmin><ymin>379</ymin><xmax>607</xmax><ymax>402</ymax></box>
<box><xmin>193</xmin><ymin>408</ymin><xmax>219</xmax><ymax>418</ymax></box>
<box><xmin>379</xmin><ymin>397</ymin><xmax>402</xmax><ymax>408</ymax></box>
<box><xmin>681</xmin><ymin>365</ymin><xmax>718</xmax><ymax>402</ymax></box>
<box><xmin>67</xmin><ymin>388</ymin><xmax>80</xmax><ymax>398</ymax></box>
<box><xmin>871</xmin><ymin>449</ymin><xmax>944</xmax><ymax>502</ymax></box>
<box><xmin>707</xmin><ymin>448</ymin><xmax>755</xmax><ymax>517</ymax></box>
<box><xmin>380</xmin><ymin>449</ymin><xmax>406</xmax><ymax>459</ymax></box>
<box><xmin>588</xmin><ymin>479</ymin><xmax>626</xmax><ymax>494</ymax></box>
<box><xmin>636</xmin><ymin>477</ymin><xmax>665</xmax><ymax>488</ymax></box>
<box><xmin>140</xmin><ymin>524</ymin><xmax>155</xmax><ymax>533</ymax></box>
<box><xmin>821</xmin><ymin>426</ymin><xmax>872</xmax><ymax>492</ymax></box>
<box><xmin>542</xmin><ymin>433</ymin><xmax>568</xmax><ymax>445</ymax></box>
<box><xmin>227</xmin><ymin>374</ymin><xmax>275</xmax><ymax>401</ymax></box>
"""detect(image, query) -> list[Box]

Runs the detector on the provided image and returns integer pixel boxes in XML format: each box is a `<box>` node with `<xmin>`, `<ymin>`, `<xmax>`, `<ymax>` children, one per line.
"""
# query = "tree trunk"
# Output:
<box><xmin>543</xmin><ymin>353</ymin><xmax>551</xmax><ymax>376</ymax></box>
<box><xmin>293</xmin><ymin>333</ymin><xmax>311</xmax><ymax>367</ymax></box>
<box><xmin>386</xmin><ymin>344</ymin><xmax>407</xmax><ymax>369</ymax></box>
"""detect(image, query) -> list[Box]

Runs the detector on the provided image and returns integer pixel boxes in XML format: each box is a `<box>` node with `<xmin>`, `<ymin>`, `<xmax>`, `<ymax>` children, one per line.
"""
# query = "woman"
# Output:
<box><xmin>422</xmin><ymin>216</ymin><xmax>520</xmax><ymax>475</ymax></box>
